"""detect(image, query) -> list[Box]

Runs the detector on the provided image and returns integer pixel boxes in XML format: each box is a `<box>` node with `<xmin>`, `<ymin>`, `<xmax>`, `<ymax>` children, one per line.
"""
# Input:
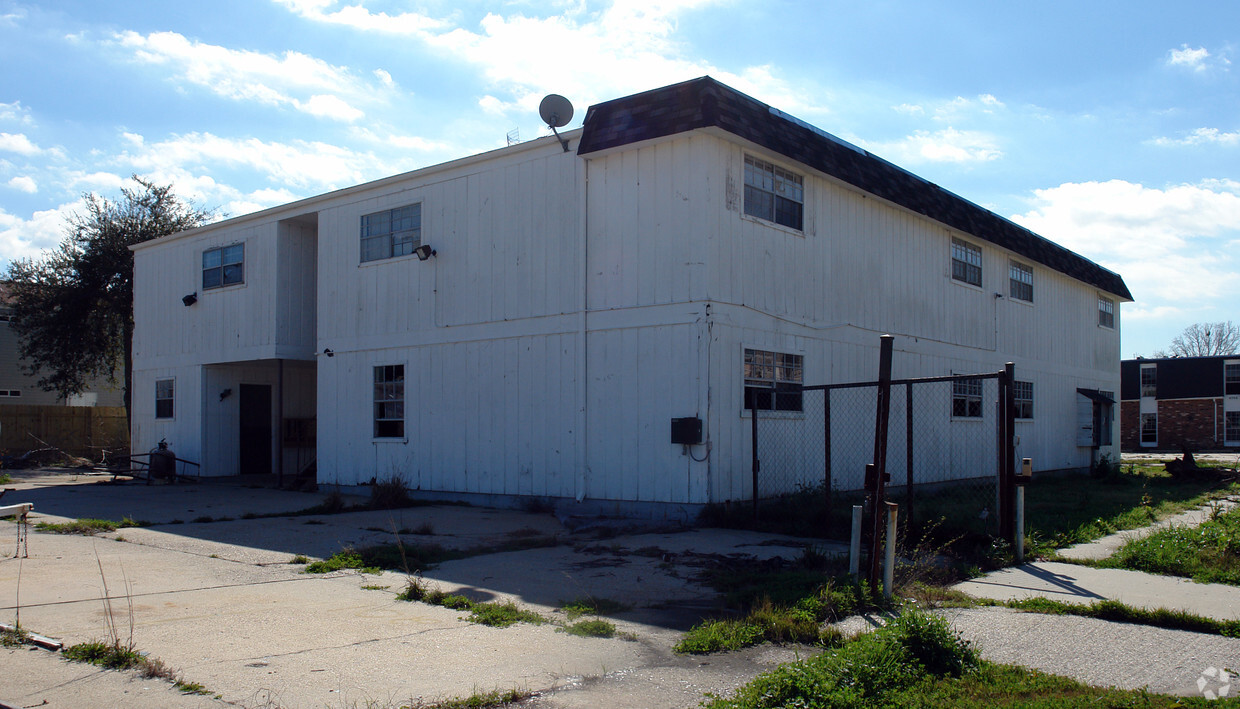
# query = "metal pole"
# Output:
<box><xmin>883</xmin><ymin>501</ymin><xmax>898</xmax><ymax>600</ymax></box>
<box><xmin>1001</xmin><ymin>362</ymin><xmax>1016</xmax><ymax>545</ymax></box>
<box><xmin>868</xmin><ymin>335</ymin><xmax>895</xmax><ymax>595</ymax></box>
<box><xmin>277</xmin><ymin>359</ymin><xmax>285</xmax><ymax>488</ymax></box>
<box><xmin>849</xmin><ymin>504</ymin><xmax>863</xmax><ymax>576</ymax></box>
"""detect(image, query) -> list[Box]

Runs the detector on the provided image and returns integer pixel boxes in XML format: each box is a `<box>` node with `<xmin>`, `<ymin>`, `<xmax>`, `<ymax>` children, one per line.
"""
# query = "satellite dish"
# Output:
<box><xmin>539</xmin><ymin>94</ymin><xmax>574</xmax><ymax>128</ymax></box>
<box><xmin>539</xmin><ymin>94</ymin><xmax>574</xmax><ymax>152</ymax></box>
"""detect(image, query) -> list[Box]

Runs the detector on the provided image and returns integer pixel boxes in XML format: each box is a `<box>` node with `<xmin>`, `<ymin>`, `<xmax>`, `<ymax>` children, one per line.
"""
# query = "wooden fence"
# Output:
<box><xmin>0</xmin><ymin>405</ymin><xmax>129</xmax><ymax>461</ymax></box>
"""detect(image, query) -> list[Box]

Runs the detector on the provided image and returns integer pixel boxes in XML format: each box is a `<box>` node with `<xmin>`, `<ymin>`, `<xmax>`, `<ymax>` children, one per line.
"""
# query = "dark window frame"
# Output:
<box><xmin>1140</xmin><ymin>412</ymin><xmax>1158</xmax><ymax>445</ymax></box>
<box><xmin>744</xmin><ymin>348</ymin><xmax>803</xmax><ymax>412</ymax></box>
<box><xmin>951</xmin><ymin>238</ymin><xmax>983</xmax><ymax>287</ymax></box>
<box><xmin>743</xmin><ymin>155</ymin><xmax>804</xmax><ymax>231</ymax></box>
<box><xmin>1140</xmin><ymin>366</ymin><xmax>1157</xmax><ymax>398</ymax></box>
<box><xmin>202</xmin><ymin>243</ymin><xmax>245</xmax><ymax>290</ymax></box>
<box><xmin>373</xmin><ymin>364</ymin><xmax>405</xmax><ymax>438</ymax></box>
<box><xmin>1009</xmin><ymin>260</ymin><xmax>1033</xmax><ymax>302</ymax></box>
<box><xmin>1225</xmin><ymin>362</ymin><xmax>1240</xmax><ymax>396</ymax></box>
<box><xmin>361</xmin><ymin>204</ymin><xmax>422</xmax><ymax>263</ymax></box>
<box><xmin>155</xmin><ymin>378</ymin><xmax>175</xmax><ymax>419</ymax></box>
<box><xmin>1014</xmin><ymin>380</ymin><xmax>1033</xmax><ymax>419</ymax></box>
<box><xmin>952</xmin><ymin>378</ymin><xmax>984</xmax><ymax>418</ymax></box>
<box><xmin>1098</xmin><ymin>295</ymin><xmax>1115</xmax><ymax>329</ymax></box>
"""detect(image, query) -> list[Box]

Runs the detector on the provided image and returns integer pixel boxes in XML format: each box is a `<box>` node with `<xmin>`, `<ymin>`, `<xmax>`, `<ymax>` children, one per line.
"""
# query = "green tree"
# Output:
<box><xmin>4</xmin><ymin>177</ymin><xmax>213</xmax><ymax>430</ymax></box>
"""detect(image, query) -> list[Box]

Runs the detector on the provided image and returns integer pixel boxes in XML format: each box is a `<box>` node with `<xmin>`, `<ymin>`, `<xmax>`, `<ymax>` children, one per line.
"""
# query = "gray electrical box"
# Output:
<box><xmin>670</xmin><ymin>417</ymin><xmax>703</xmax><ymax>445</ymax></box>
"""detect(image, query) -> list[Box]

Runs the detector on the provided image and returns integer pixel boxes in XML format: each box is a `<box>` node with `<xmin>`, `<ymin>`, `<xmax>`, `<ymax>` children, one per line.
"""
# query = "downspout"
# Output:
<box><xmin>576</xmin><ymin>155</ymin><xmax>589</xmax><ymax>503</ymax></box>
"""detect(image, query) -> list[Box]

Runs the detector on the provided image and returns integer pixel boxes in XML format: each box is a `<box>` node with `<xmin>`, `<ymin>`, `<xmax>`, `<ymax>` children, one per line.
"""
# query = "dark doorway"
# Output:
<box><xmin>239</xmin><ymin>384</ymin><xmax>273</xmax><ymax>475</ymax></box>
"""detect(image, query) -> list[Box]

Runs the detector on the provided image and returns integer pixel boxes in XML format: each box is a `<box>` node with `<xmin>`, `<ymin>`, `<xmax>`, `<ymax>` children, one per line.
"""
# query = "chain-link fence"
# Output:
<box><xmin>752</xmin><ymin>373</ymin><xmax>1004</xmax><ymax>538</ymax></box>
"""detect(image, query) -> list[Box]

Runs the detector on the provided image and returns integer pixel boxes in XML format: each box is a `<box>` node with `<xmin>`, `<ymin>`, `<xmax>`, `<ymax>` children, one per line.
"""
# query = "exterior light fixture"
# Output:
<box><xmin>219</xmin><ymin>388</ymin><xmax>232</xmax><ymax>401</ymax></box>
<box><xmin>182</xmin><ymin>292</ymin><xmax>198</xmax><ymax>306</ymax></box>
<box><xmin>414</xmin><ymin>244</ymin><xmax>437</xmax><ymax>261</ymax></box>
<box><xmin>323</xmin><ymin>348</ymin><xmax>334</xmax><ymax>357</ymax></box>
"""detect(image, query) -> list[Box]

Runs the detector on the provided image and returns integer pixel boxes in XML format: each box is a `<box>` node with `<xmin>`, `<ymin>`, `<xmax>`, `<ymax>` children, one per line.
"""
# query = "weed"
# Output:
<box><xmin>1</xmin><ymin>625</ymin><xmax>29</xmax><ymax>647</ymax></box>
<box><xmin>191</xmin><ymin>516</ymin><xmax>214</xmax><ymax>523</ymax></box>
<box><xmin>0</xmin><ymin>473</ymin><xmax>11</xmax><ymax>484</ymax></box>
<box><xmin>304</xmin><ymin>491</ymin><xmax>347</xmax><ymax>515</ymax></box>
<box><xmin>360</xmin><ymin>584</ymin><xmax>388</xmax><ymax>591</ymax></box>
<box><xmin>560</xmin><ymin>619</ymin><xmax>616</xmax><ymax>638</ymax></box>
<box><xmin>35</xmin><ymin>517</ymin><xmax>149</xmax><ymax>535</ymax></box>
<box><xmin>559</xmin><ymin>596</ymin><xmax>630</xmax><ymax>621</ymax></box>
<box><xmin>369</xmin><ymin>477</ymin><xmax>413</xmax><ymax>510</ymax></box>
<box><xmin>63</xmin><ymin>640</ymin><xmax>143</xmax><ymax>670</ymax></box>
<box><xmin>410</xmin><ymin>521</ymin><xmax>435</xmax><ymax>535</ymax></box>
<box><xmin>410</xmin><ymin>688</ymin><xmax>530</xmax><ymax>708</ymax></box>
<box><xmin>290</xmin><ymin>554</ymin><xmax>309</xmax><ymax>564</ymax></box>
<box><xmin>1101</xmin><ymin>507</ymin><xmax>1240</xmax><ymax>585</ymax></box>
<box><xmin>302</xmin><ymin>519</ymin><xmax>326</xmax><ymax>525</ymax></box>
<box><xmin>240</xmin><ymin>512</ymin><xmax>259</xmax><ymax>520</ymax></box>
<box><xmin>467</xmin><ymin>601</ymin><xmax>546</xmax><ymax>628</ymax></box>
<box><xmin>303</xmin><ymin>549</ymin><xmax>380</xmax><ymax>574</ymax></box>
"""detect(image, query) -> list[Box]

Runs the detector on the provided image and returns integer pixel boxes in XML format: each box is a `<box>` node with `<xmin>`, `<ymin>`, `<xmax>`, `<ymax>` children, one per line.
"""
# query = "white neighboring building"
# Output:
<box><xmin>130</xmin><ymin>77</ymin><xmax>1130</xmax><ymax>515</ymax></box>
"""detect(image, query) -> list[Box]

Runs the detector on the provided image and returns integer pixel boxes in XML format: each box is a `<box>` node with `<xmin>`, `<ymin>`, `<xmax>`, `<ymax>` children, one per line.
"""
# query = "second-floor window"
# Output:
<box><xmin>744</xmin><ymin>155</ymin><xmax>803</xmax><ymax>230</ymax></box>
<box><xmin>1098</xmin><ymin>296</ymin><xmax>1115</xmax><ymax>328</ymax></box>
<box><xmin>1225</xmin><ymin>361</ymin><xmax>1240</xmax><ymax>396</ymax></box>
<box><xmin>1009</xmin><ymin>261</ymin><xmax>1033</xmax><ymax>302</ymax></box>
<box><xmin>951</xmin><ymin>238</ymin><xmax>982</xmax><ymax>287</ymax></box>
<box><xmin>361</xmin><ymin>204</ymin><xmax>421</xmax><ymax>263</ymax></box>
<box><xmin>203</xmin><ymin>244</ymin><xmax>244</xmax><ymax>290</ymax></box>
<box><xmin>1140</xmin><ymin>365</ymin><xmax>1157</xmax><ymax>398</ymax></box>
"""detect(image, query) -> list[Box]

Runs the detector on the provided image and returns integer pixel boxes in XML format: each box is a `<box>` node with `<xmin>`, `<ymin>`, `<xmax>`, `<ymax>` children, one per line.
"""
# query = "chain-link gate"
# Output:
<box><xmin>751</xmin><ymin>371</ymin><xmax>1009</xmax><ymax>540</ymax></box>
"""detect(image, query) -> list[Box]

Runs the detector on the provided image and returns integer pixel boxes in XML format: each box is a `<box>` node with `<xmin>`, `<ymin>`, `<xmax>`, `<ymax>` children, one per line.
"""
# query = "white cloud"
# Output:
<box><xmin>7</xmin><ymin>175</ymin><xmax>36</xmax><ymax>193</ymax></box>
<box><xmin>0</xmin><ymin>200</ymin><xmax>83</xmax><ymax>267</ymax></box>
<box><xmin>0</xmin><ymin>101</ymin><xmax>34</xmax><ymax>125</ymax></box>
<box><xmin>1012</xmin><ymin>180</ymin><xmax>1240</xmax><ymax>306</ymax></box>
<box><xmin>114</xmin><ymin>131</ymin><xmax>399</xmax><ymax>191</ymax></box>
<box><xmin>1151</xmin><ymin>127</ymin><xmax>1240</xmax><ymax>147</ymax></box>
<box><xmin>1167</xmin><ymin>44</ymin><xmax>1212</xmax><ymax>72</ymax></box>
<box><xmin>373</xmin><ymin>68</ymin><xmax>394</xmax><ymax>87</ymax></box>
<box><xmin>276</xmin><ymin>0</ymin><xmax>827</xmax><ymax>120</ymax></box>
<box><xmin>0</xmin><ymin>132</ymin><xmax>42</xmax><ymax>155</ymax></box>
<box><xmin>862</xmin><ymin>128</ymin><xmax>1002</xmax><ymax>164</ymax></box>
<box><xmin>112</xmin><ymin>30</ymin><xmax>379</xmax><ymax>122</ymax></box>
<box><xmin>894</xmin><ymin>103</ymin><xmax>924</xmax><ymax>115</ymax></box>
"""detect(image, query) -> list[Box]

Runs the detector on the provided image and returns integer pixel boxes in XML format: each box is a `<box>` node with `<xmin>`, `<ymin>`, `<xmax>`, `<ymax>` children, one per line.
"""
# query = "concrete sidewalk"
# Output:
<box><xmin>0</xmin><ymin>468</ymin><xmax>837</xmax><ymax>709</ymax></box>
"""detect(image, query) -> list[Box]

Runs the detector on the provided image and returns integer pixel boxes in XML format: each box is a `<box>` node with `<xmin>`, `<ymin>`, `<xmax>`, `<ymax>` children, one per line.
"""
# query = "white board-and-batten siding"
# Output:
<box><xmin>131</xmin><ymin>126</ymin><xmax>1121</xmax><ymax>508</ymax></box>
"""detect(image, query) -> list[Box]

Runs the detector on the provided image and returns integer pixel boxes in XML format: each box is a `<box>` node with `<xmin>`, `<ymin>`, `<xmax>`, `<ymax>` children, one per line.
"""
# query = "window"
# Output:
<box><xmin>1013</xmin><ymin>380</ymin><xmax>1033</xmax><ymax>419</ymax></box>
<box><xmin>1226</xmin><ymin>362</ymin><xmax>1240</xmax><ymax>396</ymax></box>
<box><xmin>743</xmin><ymin>155</ymin><xmax>803</xmax><ymax>230</ymax></box>
<box><xmin>951</xmin><ymin>238</ymin><xmax>982</xmax><ymax>287</ymax></box>
<box><xmin>1009</xmin><ymin>261</ymin><xmax>1033</xmax><ymax>302</ymax></box>
<box><xmin>1140</xmin><ymin>413</ymin><xmax>1157</xmax><ymax>445</ymax></box>
<box><xmin>1226</xmin><ymin>412</ymin><xmax>1240</xmax><ymax>444</ymax></box>
<box><xmin>744</xmin><ymin>348</ymin><xmax>803</xmax><ymax>411</ymax></box>
<box><xmin>1140</xmin><ymin>365</ymin><xmax>1157</xmax><ymax>398</ymax></box>
<box><xmin>1098</xmin><ymin>296</ymin><xmax>1115</xmax><ymax>328</ymax></box>
<box><xmin>361</xmin><ymin>204</ymin><xmax>421</xmax><ymax>263</ymax></box>
<box><xmin>952</xmin><ymin>379</ymin><xmax>983</xmax><ymax>418</ymax></box>
<box><xmin>202</xmin><ymin>244</ymin><xmax>244</xmax><ymax>290</ymax></box>
<box><xmin>0</xmin><ymin>390</ymin><xmax>21</xmax><ymax>397</ymax></box>
<box><xmin>373</xmin><ymin>365</ymin><xmax>405</xmax><ymax>438</ymax></box>
<box><xmin>155</xmin><ymin>379</ymin><xmax>174</xmax><ymax>419</ymax></box>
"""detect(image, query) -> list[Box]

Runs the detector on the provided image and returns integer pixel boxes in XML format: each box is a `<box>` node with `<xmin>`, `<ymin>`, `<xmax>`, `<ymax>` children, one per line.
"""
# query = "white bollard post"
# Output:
<box><xmin>849</xmin><ymin>505</ymin><xmax>863</xmax><ymax>576</ymax></box>
<box><xmin>883</xmin><ymin>502</ymin><xmax>898</xmax><ymax>600</ymax></box>
<box><xmin>1016</xmin><ymin>486</ymin><xmax>1025</xmax><ymax>563</ymax></box>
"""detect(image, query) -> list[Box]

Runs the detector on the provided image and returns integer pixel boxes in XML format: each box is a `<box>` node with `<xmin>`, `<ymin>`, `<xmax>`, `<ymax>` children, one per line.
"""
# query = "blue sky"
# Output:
<box><xmin>1</xmin><ymin>0</ymin><xmax>1236</xmax><ymax>358</ymax></box>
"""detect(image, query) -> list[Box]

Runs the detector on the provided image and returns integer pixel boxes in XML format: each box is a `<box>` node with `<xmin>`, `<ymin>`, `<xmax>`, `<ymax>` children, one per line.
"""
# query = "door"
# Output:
<box><xmin>239</xmin><ymin>384</ymin><xmax>273</xmax><ymax>475</ymax></box>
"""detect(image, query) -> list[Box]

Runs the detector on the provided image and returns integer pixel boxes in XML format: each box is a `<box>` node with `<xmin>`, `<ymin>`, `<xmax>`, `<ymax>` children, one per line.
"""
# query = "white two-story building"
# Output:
<box><xmin>131</xmin><ymin>77</ymin><xmax>1130</xmax><ymax>516</ymax></box>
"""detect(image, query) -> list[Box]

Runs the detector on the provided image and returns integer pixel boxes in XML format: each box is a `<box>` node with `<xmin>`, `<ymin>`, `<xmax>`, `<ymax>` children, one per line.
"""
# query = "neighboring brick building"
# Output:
<box><xmin>1120</xmin><ymin>356</ymin><xmax>1240</xmax><ymax>452</ymax></box>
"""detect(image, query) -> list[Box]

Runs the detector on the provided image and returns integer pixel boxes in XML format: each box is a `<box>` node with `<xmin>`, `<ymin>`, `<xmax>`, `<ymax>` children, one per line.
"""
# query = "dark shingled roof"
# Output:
<box><xmin>577</xmin><ymin>77</ymin><xmax>1132</xmax><ymax>301</ymax></box>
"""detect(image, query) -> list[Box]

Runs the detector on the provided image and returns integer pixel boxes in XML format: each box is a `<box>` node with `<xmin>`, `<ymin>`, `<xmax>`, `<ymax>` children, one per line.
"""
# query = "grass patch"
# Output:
<box><xmin>998</xmin><ymin>596</ymin><xmax>1240</xmax><ymax>638</ymax></box>
<box><xmin>1100</xmin><ymin>505</ymin><xmax>1240</xmax><ymax>585</ymax></box>
<box><xmin>35</xmin><ymin>517</ymin><xmax>150</xmax><ymax>535</ymax></box>
<box><xmin>414</xmin><ymin>688</ymin><xmax>529</xmax><ymax>708</ymax></box>
<box><xmin>677</xmin><ymin>574</ymin><xmax>883</xmax><ymax>654</ymax></box>
<box><xmin>0</xmin><ymin>473</ymin><xmax>11</xmax><ymax>484</ymax></box>
<box><xmin>1</xmin><ymin>625</ymin><xmax>29</xmax><ymax>647</ymax></box>
<box><xmin>559</xmin><ymin>596</ymin><xmax>630</xmax><ymax>621</ymax></box>
<box><xmin>703</xmin><ymin>610</ymin><xmax>977</xmax><ymax>708</ymax></box>
<box><xmin>360</xmin><ymin>584</ymin><xmax>388</xmax><ymax>591</ymax></box>
<box><xmin>560</xmin><ymin>619</ymin><xmax>616</xmax><ymax>638</ymax></box>
<box><xmin>63</xmin><ymin>640</ymin><xmax>145</xmax><ymax>670</ymax></box>
<box><xmin>397</xmin><ymin>578</ymin><xmax>546</xmax><ymax>627</ymax></box>
<box><xmin>369</xmin><ymin>476</ymin><xmax>414</xmax><ymax>510</ymax></box>
<box><xmin>703</xmin><ymin>609</ymin><xmax>1220</xmax><ymax>708</ymax></box>
<box><xmin>303</xmin><ymin>548</ymin><xmax>380</xmax><ymax>574</ymax></box>
<box><xmin>289</xmin><ymin>554</ymin><xmax>309</xmax><ymax>564</ymax></box>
